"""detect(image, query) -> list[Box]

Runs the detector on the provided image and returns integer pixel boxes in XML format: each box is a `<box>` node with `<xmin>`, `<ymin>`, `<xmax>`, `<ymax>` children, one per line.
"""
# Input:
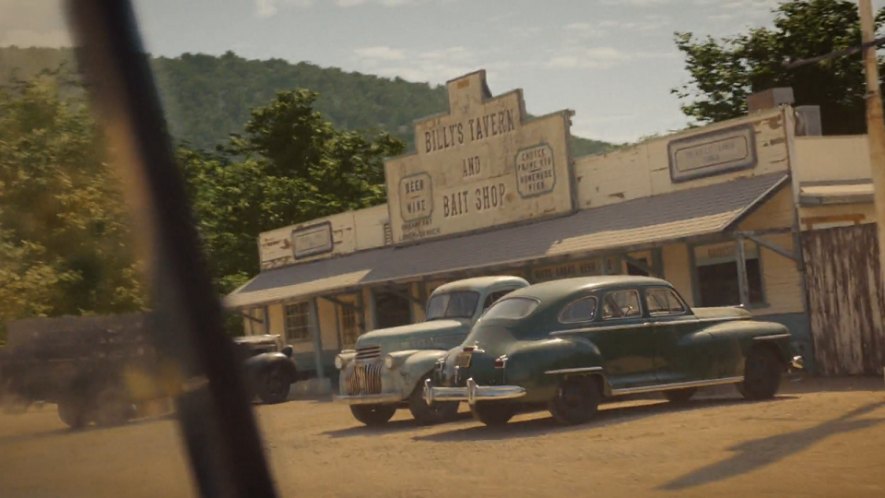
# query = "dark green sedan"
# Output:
<box><xmin>424</xmin><ymin>276</ymin><xmax>803</xmax><ymax>426</ymax></box>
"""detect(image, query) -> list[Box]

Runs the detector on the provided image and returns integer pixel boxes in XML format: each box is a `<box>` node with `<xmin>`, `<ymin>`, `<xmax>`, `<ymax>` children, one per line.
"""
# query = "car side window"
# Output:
<box><xmin>558</xmin><ymin>296</ymin><xmax>598</xmax><ymax>323</ymax></box>
<box><xmin>645</xmin><ymin>287</ymin><xmax>686</xmax><ymax>316</ymax></box>
<box><xmin>483</xmin><ymin>288</ymin><xmax>516</xmax><ymax>311</ymax></box>
<box><xmin>601</xmin><ymin>289</ymin><xmax>642</xmax><ymax>320</ymax></box>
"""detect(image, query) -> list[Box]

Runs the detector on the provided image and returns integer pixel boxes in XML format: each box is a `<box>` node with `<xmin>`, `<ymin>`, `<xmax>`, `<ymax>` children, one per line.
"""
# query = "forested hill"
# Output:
<box><xmin>0</xmin><ymin>46</ymin><xmax>615</xmax><ymax>155</ymax></box>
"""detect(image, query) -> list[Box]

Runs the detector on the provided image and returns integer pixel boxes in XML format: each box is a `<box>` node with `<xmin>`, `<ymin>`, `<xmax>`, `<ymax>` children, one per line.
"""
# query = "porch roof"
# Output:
<box><xmin>225</xmin><ymin>172</ymin><xmax>788</xmax><ymax>309</ymax></box>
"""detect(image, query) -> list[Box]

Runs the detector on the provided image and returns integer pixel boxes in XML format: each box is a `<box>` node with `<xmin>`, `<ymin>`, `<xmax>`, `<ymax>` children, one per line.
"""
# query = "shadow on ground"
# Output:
<box><xmin>412</xmin><ymin>396</ymin><xmax>796</xmax><ymax>443</ymax></box>
<box><xmin>320</xmin><ymin>411</ymin><xmax>475</xmax><ymax>438</ymax></box>
<box><xmin>659</xmin><ymin>400</ymin><xmax>885</xmax><ymax>491</ymax></box>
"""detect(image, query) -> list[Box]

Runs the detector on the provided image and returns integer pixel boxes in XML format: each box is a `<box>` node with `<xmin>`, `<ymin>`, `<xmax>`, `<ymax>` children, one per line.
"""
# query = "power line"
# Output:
<box><xmin>783</xmin><ymin>35</ymin><xmax>885</xmax><ymax>69</ymax></box>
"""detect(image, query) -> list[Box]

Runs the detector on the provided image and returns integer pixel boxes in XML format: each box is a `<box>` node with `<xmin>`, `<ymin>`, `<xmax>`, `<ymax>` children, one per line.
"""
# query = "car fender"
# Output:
<box><xmin>399</xmin><ymin>349</ymin><xmax>449</xmax><ymax>395</ymax></box>
<box><xmin>702</xmin><ymin>320</ymin><xmax>792</xmax><ymax>363</ymax></box>
<box><xmin>505</xmin><ymin>337</ymin><xmax>607</xmax><ymax>399</ymax></box>
<box><xmin>243</xmin><ymin>352</ymin><xmax>298</xmax><ymax>383</ymax></box>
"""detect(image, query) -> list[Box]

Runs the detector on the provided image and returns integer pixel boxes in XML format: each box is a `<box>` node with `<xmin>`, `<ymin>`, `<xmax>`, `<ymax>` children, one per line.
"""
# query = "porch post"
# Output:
<box><xmin>735</xmin><ymin>235</ymin><xmax>750</xmax><ymax>307</ymax></box>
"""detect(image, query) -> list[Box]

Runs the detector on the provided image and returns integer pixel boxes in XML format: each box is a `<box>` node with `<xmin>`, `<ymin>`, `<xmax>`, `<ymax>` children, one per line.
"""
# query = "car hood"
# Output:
<box><xmin>692</xmin><ymin>306</ymin><xmax>753</xmax><ymax>320</ymax></box>
<box><xmin>355</xmin><ymin>319</ymin><xmax>471</xmax><ymax>352</ymax></box>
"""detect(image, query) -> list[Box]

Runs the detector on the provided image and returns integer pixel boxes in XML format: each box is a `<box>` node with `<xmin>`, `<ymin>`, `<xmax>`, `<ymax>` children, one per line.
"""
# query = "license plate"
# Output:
<box><xmin>455</xmin><ymin>352</ymin><xmax>472</xmax><ymax>368</ymax></box>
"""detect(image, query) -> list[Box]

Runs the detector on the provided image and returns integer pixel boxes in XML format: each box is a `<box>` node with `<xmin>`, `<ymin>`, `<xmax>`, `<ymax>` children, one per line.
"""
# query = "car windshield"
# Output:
<box><xmin>482</xmin><ymin>297</ymin><xmax>540</xmax><ymax>320</ymax></box>
<box><xmin>426</xmin><ymin>291</ymin><xmax>480</xmax><ymax>320</ymax></box>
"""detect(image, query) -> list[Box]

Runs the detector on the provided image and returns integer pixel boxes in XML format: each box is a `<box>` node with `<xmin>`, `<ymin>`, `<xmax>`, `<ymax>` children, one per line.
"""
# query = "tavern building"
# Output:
<box><xmin>225</xmin><ymin>70</ymin><xmax>883</xmax><ymax>391</ymax></box>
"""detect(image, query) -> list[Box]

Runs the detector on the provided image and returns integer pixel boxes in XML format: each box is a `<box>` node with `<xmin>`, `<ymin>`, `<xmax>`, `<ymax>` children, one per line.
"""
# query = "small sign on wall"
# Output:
<box><xmin>668</xmin><ymin>124</ymin><xmax>756</xmax><ymax>182</ymax></box>
<box><xmin>293</xmin><ymin>221</ymin><xmax>333</xmax><ymax>259</ymax></box>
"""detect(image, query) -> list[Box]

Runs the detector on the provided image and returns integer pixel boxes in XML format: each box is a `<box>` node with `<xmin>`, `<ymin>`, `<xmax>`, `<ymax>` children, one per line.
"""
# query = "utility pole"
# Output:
<box><xmin>859</xmin><ymin>0</ymin><xmax>885</xmax><ymax>284</ymax></box>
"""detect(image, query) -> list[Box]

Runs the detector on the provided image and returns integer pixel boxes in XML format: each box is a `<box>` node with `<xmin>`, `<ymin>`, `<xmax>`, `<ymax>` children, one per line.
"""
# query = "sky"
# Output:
<box><xmin>2</xmin><ymin>0</ymin><xmax>884</xmax><ymax>143</ymax></box>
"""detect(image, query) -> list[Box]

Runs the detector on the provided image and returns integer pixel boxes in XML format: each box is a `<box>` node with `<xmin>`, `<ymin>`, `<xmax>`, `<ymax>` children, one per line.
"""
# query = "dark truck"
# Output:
<box><xmin>0</xmin><ymin>314</ymin><xmax>298</xmax><ymax>429</ymax></box>
<box><xmin>0</xmin><ymin>313</ymin><xmax>165</xmax><ymax>428</ymax></box>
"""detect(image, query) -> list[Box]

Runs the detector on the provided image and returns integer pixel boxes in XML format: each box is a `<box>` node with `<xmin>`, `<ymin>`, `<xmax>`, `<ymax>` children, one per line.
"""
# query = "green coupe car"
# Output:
<box><xmin>424</xmin><ymin>276</ymin><xmax>803</xmax><ymax>426</ymax></box>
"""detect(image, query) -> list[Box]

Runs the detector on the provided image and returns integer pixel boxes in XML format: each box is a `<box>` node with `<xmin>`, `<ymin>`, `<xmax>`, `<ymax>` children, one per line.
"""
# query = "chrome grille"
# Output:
<box><xmin>345</xmin><ymin>361</ymin><xmax>383</xmax><ymax>395</ymax></box>
<box><xmin>355</xmin><ymin>345</ymin><xmax>381</xmax><ymax>360</ymax></box>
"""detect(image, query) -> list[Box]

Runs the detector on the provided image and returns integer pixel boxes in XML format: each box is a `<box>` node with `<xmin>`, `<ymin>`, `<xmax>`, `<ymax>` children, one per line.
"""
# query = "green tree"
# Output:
<box><xmin>181</xmin><ymin>89</ymin><xmax>404</xmax><ymax>294</ymax></box>
<box><xmin>0</xmin><ymin>77</ymin><xmax>145</xmax><ymax>334</ymax></box>
<box><xmin>673</xmin><ymin>0</ymin><xmax>885</xmax><ymax>134</ymax></box>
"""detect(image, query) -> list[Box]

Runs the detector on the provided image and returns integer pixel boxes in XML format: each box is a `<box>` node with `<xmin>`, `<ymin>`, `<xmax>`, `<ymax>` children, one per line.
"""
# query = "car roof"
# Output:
<box><xmin>505</xmin><ymin>275</ymin><xmax>672</xmax><ymax>302</ymax></box>
<box><xmin>431</xmin><ymin>275</ymin><xmax>529</xmax><ymax>294</ymax></box>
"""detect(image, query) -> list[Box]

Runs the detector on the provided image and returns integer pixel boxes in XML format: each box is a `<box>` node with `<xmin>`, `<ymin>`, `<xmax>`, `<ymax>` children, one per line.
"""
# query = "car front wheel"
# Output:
<box><xmin>408</xmin><ymin>379</ymin><xmax>458</xmax><ymax>425</ymax></box>
<box><xmin>549</xmin><ymin>376</ymin><xmax>600</xmax><ymax>425</ymax></box>
<box><xmin>739</xmin><ymin>347</ymin><xmax>782</xmax><ymax>400</ymax></box>
<box><xmin>258</xmin><ymin>366</ymin><xmax>291</xmax><ymax>404</ymax></box>
<box><xmin>471</xmin><ymin>401</ymin><xmax>516</xmax><ymax>426</ymax></box>
<box><xmin>350</xmin><ymin>404</ymin><xmax>397</xmax><ymax>426</ymax></box>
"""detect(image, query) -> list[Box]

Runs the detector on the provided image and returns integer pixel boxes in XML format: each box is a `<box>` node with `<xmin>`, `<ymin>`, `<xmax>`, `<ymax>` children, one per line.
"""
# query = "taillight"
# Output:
<box><xmin>494</xmin><ymin>355</ymin><xmax>508</xmax><ymax>369</ymax></box>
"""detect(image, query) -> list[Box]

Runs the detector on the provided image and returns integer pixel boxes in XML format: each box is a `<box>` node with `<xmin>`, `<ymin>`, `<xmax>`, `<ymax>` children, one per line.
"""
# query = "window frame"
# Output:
<box><xmin>643</xmin><ymin>286</ymin><xmax>689</xmax><ymax>317</ymax></box>
<box><xmin>557</xmin><ymin>295</ymin><xmax>600</xmax><ymax>324</ymax></box>
<box><xmin>599</xmin><ymin>288</ymin><xmax>643</xmax><ymax>321</ymax></box>
<box><xmin>283</xmin><ymin>301</ymin><xmax>312</xmax><ymax>342</ymax></box>
<box><xmin>689</xmin><ymin>240</ymin><xmax>768</xmax><ymax>308</ymax></box>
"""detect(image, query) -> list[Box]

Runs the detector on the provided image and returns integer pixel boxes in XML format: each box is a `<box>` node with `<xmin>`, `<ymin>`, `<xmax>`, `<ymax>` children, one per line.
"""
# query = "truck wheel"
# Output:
<box><xmin>350</xmin><ymin>404</ymin><xmax>397</xmax><ymax>426</ymax></box>
<box><xmin>408</xmin><ymin>380</ymin><xmax>458</xmax><ymax>425</ymax></box>
<box><xmin>471</xmin><ymin>401</ymin><xmax>516</xmax><ymax>426</ymax></box>
<box><xmin>549</xmin><ymin>376</ymin><xmax>600</xmax><ymax>425</ymax></box>
<box><xmin>57</xmin><ymin>398</ymin><xmax>87</xmax><ymax>429</ymax></box>
<box><xmin>92</xmin><ymin>385</ymin><xmax>134</xmax><ymax>427</ymax></box>
<box><xmin>663</xmin><ymin>388</ymin><xmax>697</xmax><ymax>403</ymax></box>
<box><xmin>258</xmin><ymin>366</ymin><xmax>291</xmax><ymax>404</ymax></box>
<box><xmin>739</xmin><ymin>347</ymin><xmax>781</xmax><ymax>400</ymax></box>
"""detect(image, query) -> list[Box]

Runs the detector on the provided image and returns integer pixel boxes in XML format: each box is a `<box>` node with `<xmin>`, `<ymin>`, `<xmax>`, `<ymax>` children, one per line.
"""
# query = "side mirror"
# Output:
<box><xmin>281</xmin><ymin>345</ymin><xmax>294</xmax><ymax>358</ymax></box>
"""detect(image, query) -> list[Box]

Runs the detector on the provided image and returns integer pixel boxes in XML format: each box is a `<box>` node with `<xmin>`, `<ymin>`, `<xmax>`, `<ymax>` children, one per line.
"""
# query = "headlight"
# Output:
<box><xmin>334</xmin><ymin>354</ymin><xmax>345</xmax><ymax>370</ymax></box>
<box><xmin>383</xmin><ymin>354</ymin><xmax>395</xmax><ymax>369</ymax></box>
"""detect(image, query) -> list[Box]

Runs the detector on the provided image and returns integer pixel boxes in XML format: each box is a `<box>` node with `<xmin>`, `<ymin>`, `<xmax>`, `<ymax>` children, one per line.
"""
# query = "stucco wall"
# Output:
<box><xmin>661</xmin><ymin>243</ymin><xmax>694</xmax><ymax>307</ymax></box>
<box><xmin>793</xmin><ymin>135</ymin><xmax>872</xmax><ymax>183</ymax></box>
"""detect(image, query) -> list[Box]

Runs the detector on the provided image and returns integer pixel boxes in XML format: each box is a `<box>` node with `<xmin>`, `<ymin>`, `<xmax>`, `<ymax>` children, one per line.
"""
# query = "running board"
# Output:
<box><xmin>610</xmin><ymin>376</ymin><xmax>744</xmax><ymax>396</ymax></box>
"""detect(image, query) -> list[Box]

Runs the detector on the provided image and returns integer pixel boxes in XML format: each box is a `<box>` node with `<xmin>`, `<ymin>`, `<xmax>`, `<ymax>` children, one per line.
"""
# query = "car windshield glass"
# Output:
<box><xmin>482</xmin><ymin>297</ymin><xmax>539</xmax><ymax>320</ymax></box>
<box><xmin>425</xmin><ymin>291</ymin><xmax>480</xmax><ymax>319</ymax></box>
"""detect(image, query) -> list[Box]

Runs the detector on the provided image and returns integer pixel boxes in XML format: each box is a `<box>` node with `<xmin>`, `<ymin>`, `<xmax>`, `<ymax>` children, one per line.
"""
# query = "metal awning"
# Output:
<box><xmin>225</xmin><ymin>172</ymin><xmax>788</xmax><ymax>309</ymax></box>
<box><xmin>799</xmin><ymin>181</ymin><xmax>873</xmax><ymax>205</ymax></box>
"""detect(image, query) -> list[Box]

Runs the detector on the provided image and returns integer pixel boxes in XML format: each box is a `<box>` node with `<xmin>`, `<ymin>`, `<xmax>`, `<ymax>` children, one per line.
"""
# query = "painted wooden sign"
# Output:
<box><xmin>385</xmin><ymin>70</ymin><xmax>575</xmax><ymax>244</ymax></box>
<box><xmin>668</xmin><ymin>124</ymin><xmax>756</xmax><ymax>182</ymax></box>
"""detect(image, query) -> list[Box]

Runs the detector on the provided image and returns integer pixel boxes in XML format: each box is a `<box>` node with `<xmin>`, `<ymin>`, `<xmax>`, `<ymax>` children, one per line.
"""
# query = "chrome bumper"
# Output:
<box><xmin>790</xmin><ymin>355</ymin><xmax>805</xmax><ymax>371</ymax></box>
<box><xmin>423</xmin><ymin>378</ymin><xmax>525</xmax><ymax>406</ymax></box>
<box><xmin>332</xmin><ymin>392</ymin><xmax>403</xmax><ymax>405</ymax></box>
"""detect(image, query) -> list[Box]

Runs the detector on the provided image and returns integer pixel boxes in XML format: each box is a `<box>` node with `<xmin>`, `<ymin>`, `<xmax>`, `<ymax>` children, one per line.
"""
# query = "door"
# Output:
<box><xmin>645</xmin><ymin>287</ymin><xmax>711</xmax><ymax>384</ymax></box>
<box><xmin>582</xmin><ymin>288</ymin><xmax>657</xmax><ymax>390</ymax></box>
<box><xmin>373</xmin><ymin>287</ymin><xmax>412</xmax><ymax>329</ymax></box>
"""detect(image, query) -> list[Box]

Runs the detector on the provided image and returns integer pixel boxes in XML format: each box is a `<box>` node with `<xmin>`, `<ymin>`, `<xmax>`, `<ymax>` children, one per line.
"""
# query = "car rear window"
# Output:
<box><xmin>482</xmin><ymin>297</ymin><xmax>539</xmax><ymax>319</ymax></box>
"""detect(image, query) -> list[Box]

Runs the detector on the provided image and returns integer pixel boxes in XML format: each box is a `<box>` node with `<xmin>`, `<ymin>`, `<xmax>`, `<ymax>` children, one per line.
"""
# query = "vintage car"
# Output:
<box><xmin>333</xmin><ymin>275</ymin><xmax>529</xmax><ymax>426</ymax></box>
<box><xmin>233</xmin><ymin>334</ymin><xmax>299</xmax><ymax>404</ymax></box>
<box><xmin>424</xmin><ymin>276</ymin><xmax>803</xmax><ymax>426</ymax></box>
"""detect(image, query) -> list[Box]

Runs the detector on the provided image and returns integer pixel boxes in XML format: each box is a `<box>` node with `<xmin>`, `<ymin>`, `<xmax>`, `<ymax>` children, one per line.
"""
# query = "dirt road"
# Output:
<box><xmin>1</xmin><ymin>377</ymin><xmax>883</xmax><ymax>498</ymax></box>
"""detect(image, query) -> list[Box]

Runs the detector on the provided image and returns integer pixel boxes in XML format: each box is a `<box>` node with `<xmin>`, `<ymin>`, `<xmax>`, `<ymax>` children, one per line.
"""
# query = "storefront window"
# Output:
<box><xmin>339</xmin><ymin>303</ymin><xmax>359</xmax><ymax>349</ymax></box>
<box><xmin>694</xmin><ymin>242</ymin><xmax>763</xmax><ymax>307</ymax></box>
<box><xmin>284</xmin><ymin>302</ymin><xmax>311</xmax><ymax>341</ymax></box>
<box><xmin>373</xmin><ymin>288</ymin><xmax>412</xmax><ymax>328</ymax></box>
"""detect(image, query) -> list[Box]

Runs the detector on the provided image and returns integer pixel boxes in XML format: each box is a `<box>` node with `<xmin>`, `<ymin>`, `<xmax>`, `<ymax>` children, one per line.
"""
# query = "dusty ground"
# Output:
<box><xmin>1</xmin><ymin>377</ymin><xmax>883</xmax><ymax>498</ymax></box>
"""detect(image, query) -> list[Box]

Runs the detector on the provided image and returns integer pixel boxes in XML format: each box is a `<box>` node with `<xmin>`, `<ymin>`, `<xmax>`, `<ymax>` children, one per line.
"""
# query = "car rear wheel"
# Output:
<box><xmin>471</xmin><ymin>401</ymin><xmax>516</xmax><ymax>426</ymax></box>
<box><xmin>350</xmin><ymin>404</ymin><xmax>397</xmax><ymax>426</ymax></box>
<box><xmin>57</xmin><ymin>398</ymin><xmax>87</xmax><ymax>429</ymax></box>
<box><xmin>258</xmin><ymin>366</ymin><xmax>291</xmax><ymax>404</ymax></box>
<box><xmin>739</xmin><ymin>347</ymin><xmax>782</xmax><ymax>400</ymax></box>
<box><xmin>408</xmin><ymin>379</ymin><xmax>459</xmax><ymax>425</ymax></box>
<box><xmin>663</xmin><ymin>387</ymin><xmax>697</xmax><ymax>403</ymax></box>
<box><xmin>91</xmin><ymin>384</ymin><xmax>134</xmax><ymax>427</ymax></box>
<box><xmin>549</xmin><ymin>376</ymin><xmax>600</xmax><ymax>425</ymax></box>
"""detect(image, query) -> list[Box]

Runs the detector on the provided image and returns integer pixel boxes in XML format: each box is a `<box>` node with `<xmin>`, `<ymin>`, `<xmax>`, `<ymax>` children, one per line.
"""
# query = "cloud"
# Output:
<box><xmin>335</xmin><ymin>0</ymin><xmax>423</xmax><ymax>7</ymax></box>
<box><xmin>546</xmin><ymin>46</ymin><xmax>677</xmax><ymax>70</ymax></box>
<box><xmin>354</xmin><ymin>45</ymin><xmax>406</xmax><ymax>60</ymax></box>
<box><xmin>547</xmin><ymin>47</ymin><xmax>631</xmax><ymax>69</ymax></box>
<box><xmin>252</xmin><ymin>0</ymin><xmax>315</xmax><ymax>18</ymax></box>
<box><xmin>602</xmin><ymin>0</ymin><xmax>670</xmax><ymax>5</ymax></box>
<box><xmin>351</xmin><ymin>45</ymin><xmax>508</xmax><ymax>84</ymax></box>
